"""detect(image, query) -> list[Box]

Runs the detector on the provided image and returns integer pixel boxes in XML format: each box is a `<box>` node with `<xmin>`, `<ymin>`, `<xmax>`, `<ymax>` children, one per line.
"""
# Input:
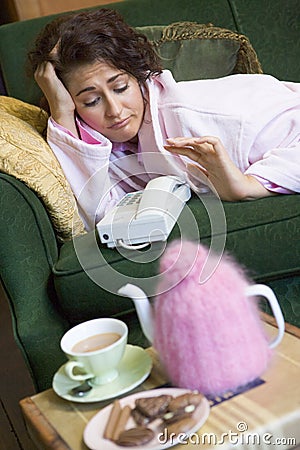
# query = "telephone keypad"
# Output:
<box><xmin>117</xmin><ymin>191</ymin><xmax>143</xmax><ymax>207</ymax></box>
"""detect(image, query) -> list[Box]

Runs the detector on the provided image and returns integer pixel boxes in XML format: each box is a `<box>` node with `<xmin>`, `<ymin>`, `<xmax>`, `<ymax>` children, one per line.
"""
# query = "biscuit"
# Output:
<box><xmin>103</xmin><ymin>400</ymin><xmax>121</xmax><ymax>440</ymax></box>
<box><xmin>168</xmin><ymin>392</ymin><xmax>203</xmax><ymax>411</ymax></box>
<box><xmin>115</xmin><ymin>427</ymin><xmax>155</xmax><ymax>446</ymax></box>
<box><xmin>135</xmin><ymin>395</ymin><xmax>172</xmax><ymax>418</ymax></box>
<box><xmin>166</xmin><ymin>416</ymin><xmax>197</xmax><ymax>439</ymax></box>
<box><xmin>113</xmin><ymin>405</ymin><xmax>132</xmax><ymax>441</ymax></box>
<box><xmin>163</xmin><ymin>404</ymin><xmax>195</xmax><ymax>425</ymax></box>
<box><xmin>131</xmin><ymin>407</ymin><xmax>151</xmax><ymax>426</ymax></box>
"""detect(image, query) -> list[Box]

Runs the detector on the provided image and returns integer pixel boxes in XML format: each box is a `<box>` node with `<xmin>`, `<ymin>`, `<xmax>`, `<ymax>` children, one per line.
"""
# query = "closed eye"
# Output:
<box><xmin>84</xmin><ymin>97</ymin><xmax>101</xmax><ymax>107</ymax></box>
<box><xmin>84</xmin><ymin>84</ymin><xmax>129</xmax><ymax>107</ymax></box>
<box><xmin>114</xmin><ymin>84</ymin><xmax>129</xmax><ymax>94</ymax></box>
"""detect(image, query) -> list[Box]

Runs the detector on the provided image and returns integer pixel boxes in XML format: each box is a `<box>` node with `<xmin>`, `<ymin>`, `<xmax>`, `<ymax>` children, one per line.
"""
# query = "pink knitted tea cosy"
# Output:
<box><xmin>153</xmin><ymin>240</ymin><xmax>272</xmax><ymax>395</ymax></box>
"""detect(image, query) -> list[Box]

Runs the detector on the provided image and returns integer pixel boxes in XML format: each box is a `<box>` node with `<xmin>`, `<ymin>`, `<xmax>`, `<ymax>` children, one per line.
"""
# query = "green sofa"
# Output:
<box><xmin>0</xmin><ymin>0</ymin><xmax>299</xmax><ymax>392</ymax></box>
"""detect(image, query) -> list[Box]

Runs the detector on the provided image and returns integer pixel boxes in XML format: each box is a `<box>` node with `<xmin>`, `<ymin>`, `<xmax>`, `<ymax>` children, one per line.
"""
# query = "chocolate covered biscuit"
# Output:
<box><xmin>116</xmin><ymin>427</ymin><xmax>154</xmax><ymax>446</ymax></box>
<box><xmin>166</xmin><ymin>416</ymin><xmax>197</xmax><ymax>438</ymax></box>
<box><xmin>131</xmin><ymin>407</ymin><xmax>151</xmax><ymax>426</ymax></box>
<box><xmin>163</xmin><ymin>404</ymin><xmax>196</xmax><ymax>425</ymax></box>
<box><xmin>168</xmin><ymin>392</ymin><xmax>203</xmax><ymax>411</ymax></box>
<box><xmin>135</xmin><ymin>394</ymin><xmax>172</xmax><ymax>418</ymax></box>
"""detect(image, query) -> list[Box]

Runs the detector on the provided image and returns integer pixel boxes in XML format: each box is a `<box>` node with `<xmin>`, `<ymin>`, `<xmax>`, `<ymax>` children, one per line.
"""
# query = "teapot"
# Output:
<box><xmin>118</xmin><ymin>240</ymin><xmax>285</xmax><ymax>395</ymax></box>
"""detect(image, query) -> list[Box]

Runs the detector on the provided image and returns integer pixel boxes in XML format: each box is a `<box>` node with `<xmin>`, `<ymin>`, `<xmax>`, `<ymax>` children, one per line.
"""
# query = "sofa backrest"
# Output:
<box><xmin>0</xmin><ymin>0</ymin><xmax>299</xmax><ymax>105</ymax></box>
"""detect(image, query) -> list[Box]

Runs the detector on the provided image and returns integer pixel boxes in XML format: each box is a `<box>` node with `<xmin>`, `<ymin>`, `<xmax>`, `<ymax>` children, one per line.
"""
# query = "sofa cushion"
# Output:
<box><xmin>53</xmin><ymin>194</ymin><xmax>300</xmax><ymax>324</ymax></box>
<box><xmin>0</xmin><ymin>96</ymin><xmax>85</xmax><ymax>241</ymax></box>
<box><xmin>138</xmin><ymin>22</ymin><xmax>262</xmax><ymax>81</ymax></box>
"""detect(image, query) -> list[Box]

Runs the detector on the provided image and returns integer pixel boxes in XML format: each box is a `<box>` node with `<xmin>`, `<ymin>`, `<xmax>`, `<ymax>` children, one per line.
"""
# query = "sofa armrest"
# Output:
<box><xmin>0</xmin><ymin>174</ymin><xmax>69</xmax><ymax>391</ymax></box>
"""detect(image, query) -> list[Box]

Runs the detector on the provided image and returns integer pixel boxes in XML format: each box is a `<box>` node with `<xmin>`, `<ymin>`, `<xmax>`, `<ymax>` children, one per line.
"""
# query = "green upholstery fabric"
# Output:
<box><xmin>228</xmin><ymin>0</ymin><xmax>300</xmax><ymax>82</ymax></box>
<box><xmin>156</xmin><ymin>38</ymin><xmax>239</xmax><ymax>80</ymax></box>
<box><xmin>0</xmin><ymin>174</ymin><xmax>148</xmax><ymax>390</ymax></box>
<box><xmin>0</xmin><ymin>174</ymin><xmax>68</xmax><ymax>390</ymax></box>
<box><xmin>0</xmin><ymin>0</ymin><xmax>299</xmax><ymax>392</ymax></box>
<box><xmin>53</xmin><ymin>195</ymin><xmax>300</xmax><ymax>323</ymax></box>
<box><xmin>261</xmin><ymin>276</ymin><xmax>300</xmax><ymax>328</ymax></box>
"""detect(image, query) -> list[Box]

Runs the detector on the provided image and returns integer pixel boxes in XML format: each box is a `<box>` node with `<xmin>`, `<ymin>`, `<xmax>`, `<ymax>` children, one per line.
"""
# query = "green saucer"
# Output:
<box><xmin>52</xmin><ymin>345</ymin><xmax>152</xmax><ymax>403</ymax></box>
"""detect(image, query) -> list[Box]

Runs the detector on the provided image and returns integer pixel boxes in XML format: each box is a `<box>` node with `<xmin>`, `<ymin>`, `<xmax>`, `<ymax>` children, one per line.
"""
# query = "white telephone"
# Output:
<box><xmin>96</xmin><ymin>175</ymin><xmax>191</xmax><ymax>249</ymax></box>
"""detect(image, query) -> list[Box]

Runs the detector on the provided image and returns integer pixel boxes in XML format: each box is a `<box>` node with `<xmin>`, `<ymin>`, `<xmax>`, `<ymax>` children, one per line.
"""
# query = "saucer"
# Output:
<box><xmin>52</xmin><ymin>345</ymin><xmax>152</xmax><ymax>403</ymax></box>
<box><xmin>83</xmin><ymin>387</ymin><xmax>210</xmax><ymax>450</ymax></box>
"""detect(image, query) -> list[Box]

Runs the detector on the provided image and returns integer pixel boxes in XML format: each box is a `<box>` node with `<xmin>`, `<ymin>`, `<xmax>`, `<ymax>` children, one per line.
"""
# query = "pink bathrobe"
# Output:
<box><xmin>47</xmin><ymin>71</ymin><xmax>300</xmax><ymax>230</ymax></box>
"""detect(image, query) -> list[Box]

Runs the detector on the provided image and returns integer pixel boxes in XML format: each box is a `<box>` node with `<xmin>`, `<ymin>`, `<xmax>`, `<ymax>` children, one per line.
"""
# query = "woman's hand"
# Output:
<box><xmin>164</xmin><ymin>136</ymin><xmax>274</xmax><ymax>201</ymax></box>
<box><xmin>34</xmin><ymin>61</ymin><xmax>79</xmax><ymax>137</ymax></box>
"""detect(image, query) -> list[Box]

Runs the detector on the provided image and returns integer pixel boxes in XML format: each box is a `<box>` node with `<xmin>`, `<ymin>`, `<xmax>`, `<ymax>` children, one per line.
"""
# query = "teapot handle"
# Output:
<box><xmin>245</xmin><ymin>284</ymin><xmax>285</xmax><ymax>349</ymax></box>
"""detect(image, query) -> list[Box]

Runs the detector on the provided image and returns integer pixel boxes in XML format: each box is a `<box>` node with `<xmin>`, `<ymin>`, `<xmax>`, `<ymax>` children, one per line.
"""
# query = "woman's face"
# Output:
<box><xmin>65</xmin><ymin>61</ymin><xmax>145</xmax><ymax>142</ymax></box>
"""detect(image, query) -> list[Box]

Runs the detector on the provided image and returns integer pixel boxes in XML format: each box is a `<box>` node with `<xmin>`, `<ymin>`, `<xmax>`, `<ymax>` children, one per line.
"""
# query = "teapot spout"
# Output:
<box><xmin>118</xmin><ymin>284</ymin><xmax>154</xmax><ymax>343</ymax></box>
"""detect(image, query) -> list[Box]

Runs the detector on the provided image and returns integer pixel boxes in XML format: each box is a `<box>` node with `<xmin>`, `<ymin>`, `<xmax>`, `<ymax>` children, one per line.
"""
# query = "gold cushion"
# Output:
<box><xmin>0</xmin><ymin>96</ymin><xmax>86</xmax><ymax>241</ymax></box>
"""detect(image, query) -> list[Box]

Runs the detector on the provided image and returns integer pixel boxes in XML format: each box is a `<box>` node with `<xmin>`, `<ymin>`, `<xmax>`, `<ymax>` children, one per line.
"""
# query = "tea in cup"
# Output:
<box><xmin>60</xmin><ymin>318</ymin><xmax>128</xmax><ymax>386</ymax></box>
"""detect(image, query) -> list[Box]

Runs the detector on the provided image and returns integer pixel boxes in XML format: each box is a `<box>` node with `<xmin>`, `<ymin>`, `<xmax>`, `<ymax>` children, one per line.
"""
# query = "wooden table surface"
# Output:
<box><xmin>20</xmin><ymin>314</ymin><xmax>300</xmax><ymax>450</ymax></box>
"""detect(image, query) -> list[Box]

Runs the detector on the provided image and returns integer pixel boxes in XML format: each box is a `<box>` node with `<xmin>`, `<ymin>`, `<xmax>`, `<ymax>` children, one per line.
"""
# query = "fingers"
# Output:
<box><xmin>34</xmin><ymin>61</ymin><xmax>56</xmax><ymax>86</ymax></box>
<box><xmin>166</xmin><ymin>136</ymin><xmax>224</xmax><ymax>152</ymax></box>
<box><xmin>34</xmin><ymin>61</ymin><xmax>64</xmax><ymax>97</ymax></box>
<box><xmin>33</xmin><ymin>61</ymin><xmax>75</xmax><ymax>121</ymax></box>
<box><xmin>165</xmin><ymin>135</ymin><xmax>227</xmax><ymax>162</ymax></box>
<box><xmin>164</xmin><ymin>143</ymin><xmax>203</xmax><ymax>159</ymax></box>
<box><xmin>34</xmin><ymin>62</ymin><xmax>45</xmax><ymax>81</ymax></box>
<box><xmin>165</xmin><ymin>136</ymin><xmax>214</xmax><ymax>166</ymax></box>
<box><xmin>193</xmin><ymin>136</ymin><xmax>227</xmax><ymax>156</ymax></box>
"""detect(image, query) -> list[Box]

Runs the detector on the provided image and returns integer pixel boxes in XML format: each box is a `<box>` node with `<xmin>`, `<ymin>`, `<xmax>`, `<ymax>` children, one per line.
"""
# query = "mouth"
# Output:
<box><xmin>108</xmin><ymin>117</ymin><xmax>131</xmax><ymax>130</ymax></box>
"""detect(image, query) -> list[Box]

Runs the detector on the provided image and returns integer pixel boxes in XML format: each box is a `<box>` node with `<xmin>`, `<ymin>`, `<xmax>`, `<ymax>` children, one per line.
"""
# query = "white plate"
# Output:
<box><xmin>52</xmin><ymin>345</ymin><xmax>152</xmax><ymax>403</ymax></box>
<box><xmin>83</xmin><ymin>387</ymin><xmax>210</xmax><ymax>450</ymax></box>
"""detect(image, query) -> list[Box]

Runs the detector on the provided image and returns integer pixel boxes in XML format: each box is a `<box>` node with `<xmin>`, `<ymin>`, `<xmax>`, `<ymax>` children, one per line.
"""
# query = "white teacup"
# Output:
<box><xmin>60</xmin><ymin>318</ymin><xmax>128</xmax><ymax>386</ymax></box>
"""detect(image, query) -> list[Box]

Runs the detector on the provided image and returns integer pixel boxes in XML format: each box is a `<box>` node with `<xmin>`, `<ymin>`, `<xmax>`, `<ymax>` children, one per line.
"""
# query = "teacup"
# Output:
<box><xmin>60</xmin><ymin>318</ymin><xmax>128</xmax><ymax>386</ymax></box>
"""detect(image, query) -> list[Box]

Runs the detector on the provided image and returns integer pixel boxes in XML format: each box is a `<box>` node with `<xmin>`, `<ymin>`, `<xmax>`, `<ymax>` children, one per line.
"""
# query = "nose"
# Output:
<box><xmin>105</xmin><ymin>95</ymin><xmax>122</xmax><ymax>118</ymax></box>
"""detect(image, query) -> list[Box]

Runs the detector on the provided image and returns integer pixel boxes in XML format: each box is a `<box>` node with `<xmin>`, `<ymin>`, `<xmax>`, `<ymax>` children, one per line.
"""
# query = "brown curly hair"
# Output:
<box><xmin>28</xmin><ymin>8</ymin><xmax>162</xmax><ymax>86</ymax></box>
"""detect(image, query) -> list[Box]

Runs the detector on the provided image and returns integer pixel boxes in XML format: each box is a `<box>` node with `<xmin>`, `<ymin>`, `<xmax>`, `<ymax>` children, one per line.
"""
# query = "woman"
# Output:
<box><xmin>29</xmin><ymin>9</ymin><xmax>299</xmax><ymax>230</ymax></box>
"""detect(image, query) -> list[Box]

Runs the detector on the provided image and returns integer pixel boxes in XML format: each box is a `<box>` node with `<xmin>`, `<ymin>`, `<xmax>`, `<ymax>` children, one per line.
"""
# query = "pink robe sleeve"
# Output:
<box><xmin>47</xmin><ymin>118</ymin><xmax>127</xmax><ymax>230</ymax></box>
<box><xmin>251</xmin><ymin>175</ymin><xmax>294</xmax><ymax>194</ymax></box>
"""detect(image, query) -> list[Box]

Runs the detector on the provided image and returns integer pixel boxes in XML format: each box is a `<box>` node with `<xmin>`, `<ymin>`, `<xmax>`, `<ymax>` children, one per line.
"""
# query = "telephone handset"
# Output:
<box><xmin>97</xmin><ymin>175</ymin><xmax>191</xmax><ymax>249</ymax></box>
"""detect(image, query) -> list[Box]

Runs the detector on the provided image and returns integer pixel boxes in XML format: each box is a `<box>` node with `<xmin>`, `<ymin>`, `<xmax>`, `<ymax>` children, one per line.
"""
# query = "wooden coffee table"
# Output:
<box><xmin>20</xmin><ymin>314</ymin><xmax>300</xmax><ymax>450</ymax></box>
